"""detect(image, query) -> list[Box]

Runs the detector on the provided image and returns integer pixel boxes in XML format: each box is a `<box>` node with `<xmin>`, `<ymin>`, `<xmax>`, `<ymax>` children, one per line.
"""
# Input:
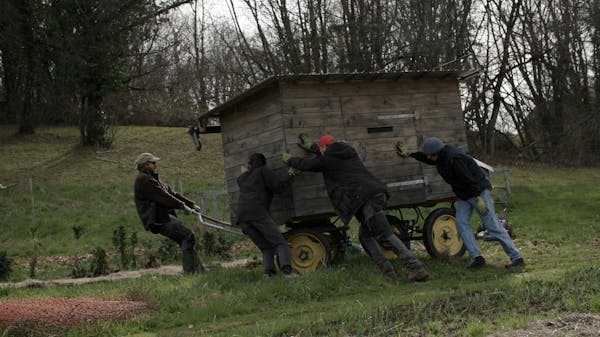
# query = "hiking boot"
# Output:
<box><xmin>264</xmin><ymin>270</ymin><xmax>276</xmax><ymax>279</ymax></box>
<box><xmin>378</xmin><ymin>261</ymin><xmax>398</xmax><ymax>279</ymax></box>
<box><xmin>280</xmin><ymin>265</ymin><xmax>298</xmax><ymax>278</ymax></box>
<box><xmin>467</xmin><ymin>256</ymin><xmax>487</xmax><ymax>270</ymax></box>
<box><xmin>283</xmin><ymin>272</ymin><xmax>299</xmax><ymax>279</ymax></box>
<box><xmin>505</xmin><ymin>258</ymin><xmax>525</xmax><ymax>269</ymax></box>
<box><xmin>407</xmin><ymin>268</ymin><xmax>428</xmax><ymax>282</ymax></box>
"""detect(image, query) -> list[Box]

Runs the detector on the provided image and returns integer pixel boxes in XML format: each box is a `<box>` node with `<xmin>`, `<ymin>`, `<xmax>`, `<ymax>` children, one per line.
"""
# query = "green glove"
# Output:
<box><xmin>476</xmin><ymin>196</ymin><xmax>489</xmax><ymax>216</ymax></box>
<box><xmin>298</xmin><ymin>133</ymin><xmax>313</xmax><ymax>151</ymax></box>
<box><xmin>282</xmin><ymin>152</ymin><xmax>292</xmax><ymax>164</ymax></box>
<box><xmin>395</xmin><ymin>141</ymin><xmax>410</xmax><ymax>158</ymax></box>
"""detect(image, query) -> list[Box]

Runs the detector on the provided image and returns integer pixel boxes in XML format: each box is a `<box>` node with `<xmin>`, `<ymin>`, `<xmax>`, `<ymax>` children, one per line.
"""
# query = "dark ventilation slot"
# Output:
<box><xmin>367</xmin><ymin>126</ymin><xmax>393</xmax><ymax>134</ymax></box>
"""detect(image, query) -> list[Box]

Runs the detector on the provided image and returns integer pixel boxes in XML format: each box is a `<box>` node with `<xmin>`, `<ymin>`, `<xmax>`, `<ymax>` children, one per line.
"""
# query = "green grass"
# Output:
<box><xmin>0</xmin><ymin>125</ymin><xmax>227</xmax><ymax>273</ymax></box>
<box><xmin>1</xmin><ymin>125</ymin><xmax>600</xmax><ymax>336</ymax></box>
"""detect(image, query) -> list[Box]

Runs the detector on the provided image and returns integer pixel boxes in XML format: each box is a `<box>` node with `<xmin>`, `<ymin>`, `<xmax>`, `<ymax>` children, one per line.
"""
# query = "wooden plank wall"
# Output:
<box><xmin>220</xmin><ymin>88</ymin><xmax>295</xmax><ymax>225</ymax></box>
<box><xmin>279</xmin><ymin>95</ymin><xmax>344</xmax><ymax>218</ymax></box>
<box><xmin>412</xmin><ymin>80</ymin><xmax>467</xmax><ymax>203</ymax></box>
<box><xmin>279</xmin><ymin>78</ymin><xmax>466</xmax><ymax>217</ymax></box>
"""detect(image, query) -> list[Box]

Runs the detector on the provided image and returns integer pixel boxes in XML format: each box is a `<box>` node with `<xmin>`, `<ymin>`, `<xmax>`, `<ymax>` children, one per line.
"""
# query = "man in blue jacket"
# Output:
<box><xmin>396</xmin><ymin>138</ymin><xmax>525</xmax><ymax>269</ymax></box>
<box><xmin>284</xmin><ymin>135</ymin><xmax>428</xmax><ymax>281</ymax></box>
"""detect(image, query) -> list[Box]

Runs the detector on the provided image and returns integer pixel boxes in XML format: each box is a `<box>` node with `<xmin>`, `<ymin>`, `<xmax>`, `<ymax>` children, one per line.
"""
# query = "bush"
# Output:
<box><xmin>89</xmin><ymin>247</ymin><xmax>109</xmax><ymax>277</ymax></box>
<box><xmin>71</xmin><ymin>263</ymin><xmax>87</xmax><ymax>278</ymax></box>
<box><xmin>71</xmin><ymin>225</ymin><xmax>87</xmax><ymax>278</ymax></box>
<box><xmin>112</xmin><ymin>225</ymin><xmax>137</xmax><ymax>269</ymax></box>
<box><xmin>202</xmin><ymin>231</ymin><xmax>232</xmax><ymax>259</ymax></box>
<box><xmin>112</xmin><ymin>225</ymin><xmax>128</xmax><ymax>268</ymax></box>
<box><xmin>0</xmin><ymin>251</ymin><xmax>12</xmax><ymax>281</ymax></box>
<box><xmin>141</xmin><ymin>239</ymin><xmax>159</xmax><ymax>269</ymax></box>
<box><xmin>157</xmin><ymin>238</ymin><xmax>180</xmax><ymax>264</ymax></box>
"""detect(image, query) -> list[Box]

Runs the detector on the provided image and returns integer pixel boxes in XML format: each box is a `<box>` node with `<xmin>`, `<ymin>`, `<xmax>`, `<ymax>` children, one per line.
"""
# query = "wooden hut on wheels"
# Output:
<box><xmin>201</xmin><ymin>71</ymin><xmax>478</xmax><ymax>271</ymax></box>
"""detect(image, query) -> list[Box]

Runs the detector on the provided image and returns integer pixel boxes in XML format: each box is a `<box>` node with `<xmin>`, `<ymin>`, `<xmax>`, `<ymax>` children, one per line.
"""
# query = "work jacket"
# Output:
<box><xmin>411</xmin><ymin>145</ymin><xmax>491</xmax><ymax>200</ymax></box>
<box><xmin>134</xmin><ymin>170</ymin><xmax>194</xmax><ymax>230</ymax></box>
<box><xmin>288</xmin><ymin>142</ymin><xmax>387</xmax><ymax>224</ymax></box>
<box><xmin>236</xmin><ymin>166</ymin><xmax>293</xmax><ymax>223</ymax></box>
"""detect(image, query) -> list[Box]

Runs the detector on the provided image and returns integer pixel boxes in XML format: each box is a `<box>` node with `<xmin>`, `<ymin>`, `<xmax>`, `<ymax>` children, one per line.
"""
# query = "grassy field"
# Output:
<box><xmin>1</xmin><ymin>125</ymin><xmax>599</xmax><ymax>336</ymax></box>
<box><xmin>0</xmin><ymin>125</ymin><xmax>230</xmax><ymax>279</ymax></box>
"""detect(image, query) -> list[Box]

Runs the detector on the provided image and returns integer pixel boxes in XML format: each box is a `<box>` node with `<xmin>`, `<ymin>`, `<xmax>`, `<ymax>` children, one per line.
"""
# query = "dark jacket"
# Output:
<box><xmin>411</xmin><ymin>145</ymin><xmax>491</xmax><ymax>200</ymax></box>
<box><xmin>288</xmin><ymin>142</ymin><xmax>387</xmax><ymax>224</ymax></box>
<box><xmin>236</xmin><ymin>166</ymin><xmax>293</xmax><ymax>223</ymax></box>
<box><xmin>134</xmin><ymin>171</ymin><xmax>194</xmax><ymax>230</ymax></box>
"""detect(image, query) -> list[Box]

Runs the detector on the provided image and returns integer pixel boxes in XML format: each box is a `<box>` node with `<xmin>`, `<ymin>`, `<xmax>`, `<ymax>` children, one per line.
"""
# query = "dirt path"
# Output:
<box><xmin>0</xmin><ymin>258</ymin><xmax>253</xmax><ymax>290</ymax></box>
<box><xmin>0</xmin><ymin>297</ymin><xmax>148</xmax><ymax>331</ymax></box>
<box><xmin>0</xmin><ymin>259</ymin><xmax>255</xmax><ymax>332</ymax></box>
<box><xmin>488</xmin><ymin>313</ymin><xmax>600</xmax><ymax>337</ymax></box>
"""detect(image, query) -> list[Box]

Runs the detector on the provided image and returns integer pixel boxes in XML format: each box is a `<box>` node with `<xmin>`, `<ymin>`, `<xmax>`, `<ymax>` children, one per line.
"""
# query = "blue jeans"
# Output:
<box><xmin>455</xmin><ymin>189</ymin><xmax>522</xmax><ymax>261</ymax></box>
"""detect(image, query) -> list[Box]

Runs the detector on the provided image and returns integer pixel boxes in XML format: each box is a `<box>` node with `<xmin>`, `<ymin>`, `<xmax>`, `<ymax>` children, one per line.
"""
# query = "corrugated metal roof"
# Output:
<box><xmin>202</xmin><ymin>70</ymin><xmax>479</xmax><ymax>118</ymax></box>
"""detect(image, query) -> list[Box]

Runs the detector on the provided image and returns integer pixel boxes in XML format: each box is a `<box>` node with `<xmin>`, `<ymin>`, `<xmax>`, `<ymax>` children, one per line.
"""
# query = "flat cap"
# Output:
<box><xmin>135</xmin><ymin>153</ymin><xmax>160</xmax><ymax>167</ymax></box>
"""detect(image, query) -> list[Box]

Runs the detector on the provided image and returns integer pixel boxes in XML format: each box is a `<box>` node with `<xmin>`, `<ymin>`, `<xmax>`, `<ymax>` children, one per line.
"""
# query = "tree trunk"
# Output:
<box><xmin>80</xmin><ymin>93</ymin><xmax>108</xmax><ymax>147</ymax></box>
<box><xmin>18</xmin><ymin>65</ymin><xmax>35</xmax><ymax>135</ymax></box>
<box><xmin>19</xmin><ymin>0</ymin><xmax>36</xmax><ymax>135</ymax></box>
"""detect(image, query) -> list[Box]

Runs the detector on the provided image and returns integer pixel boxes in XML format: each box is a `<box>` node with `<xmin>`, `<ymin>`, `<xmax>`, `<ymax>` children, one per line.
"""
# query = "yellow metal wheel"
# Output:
<box><xmin>285</xmin><ymin>230</ymin><xmax>331</xmax><ymax>274</ymax></box>
<box><xmin>423</xmin><ymin>208</ymin><xmax>466</xmax><ymax>258</ymax></box>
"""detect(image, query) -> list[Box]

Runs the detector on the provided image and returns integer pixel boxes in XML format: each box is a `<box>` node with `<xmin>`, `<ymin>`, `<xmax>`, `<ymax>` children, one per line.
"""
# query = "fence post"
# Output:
<box><xmin>176</xmin><ymin>170</ymin><xmax>183</xmax><ymax>194</ymax></box>
<box><xmin>212</xmin><ymin>194</ymin><xmax>219</xmax><ymax>221</ymax></box>
<box><xmin>28</xmin><ymin>177</ymin><xmax>39</xmax><ymax>278</ymax></box>
<box><xmin>29</xmin><ymin>177</ymin><xmax>35</xmax><ymax>229</ymax></box>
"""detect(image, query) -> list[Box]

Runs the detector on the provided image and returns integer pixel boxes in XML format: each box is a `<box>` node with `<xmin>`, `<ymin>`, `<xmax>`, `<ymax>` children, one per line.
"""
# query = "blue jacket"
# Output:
<box><xmin>411</xmin><ymin>145</ymin><xmax>491</xmax><ymax>200</ymax></box>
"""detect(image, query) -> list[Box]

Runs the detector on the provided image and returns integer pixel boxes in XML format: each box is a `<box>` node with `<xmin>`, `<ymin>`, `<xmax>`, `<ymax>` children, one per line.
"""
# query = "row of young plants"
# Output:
<box><xmin>0</xmin><ymin>225</ymin><xmax>234</xmax><ymax>282</ymax></box>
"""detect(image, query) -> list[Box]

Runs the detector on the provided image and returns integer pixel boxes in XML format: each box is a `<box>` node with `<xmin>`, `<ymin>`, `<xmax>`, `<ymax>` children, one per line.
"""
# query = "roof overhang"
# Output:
<box><xmin>201</xmin><ymin>70</ymin><xmax>480</xmax><ymax>118</ymax></box>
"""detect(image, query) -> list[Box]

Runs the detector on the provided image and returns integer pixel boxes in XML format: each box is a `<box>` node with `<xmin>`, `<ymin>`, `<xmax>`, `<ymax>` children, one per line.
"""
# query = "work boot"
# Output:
<box><xmin>194</xmin><ymin>253</ymin><xmax>207</xmax><ymax>274</ymax></box>
<box><xmin>264</xmin><ymin>269</ymin><xmax>276</xmax><ymax>279</ymax></box>
<box><xmin>378</xmin><ymin>261</ymin><xmax>398</xmax><ymax>279</ymax></box>
<box><xmin>505</xmin><ymin>258</ymin><xmax>525</xmax><ymax>269</ymax></box>
<box><xmin>281</xmin><ymin>265</ymin><xmax>299</xmax><ymax>278</ymax></box>
<box><xmin>407</xmin><ymin>267</ymin><xmax>428</xmax><ymax>282</ymax></box>
<box><xmin>283</xmin><ymin>272</ymin><xmax>299</xmax><ymax>279</ymax></box>
<box><xmin>467</xmin><ymin>256</ymin><xmax>487</xmax><ymax>270</ymax></box>
<box><xmin>182</xmin><ymin>252</ymin><xmax>199</xmax><ymax>275</ymax></box>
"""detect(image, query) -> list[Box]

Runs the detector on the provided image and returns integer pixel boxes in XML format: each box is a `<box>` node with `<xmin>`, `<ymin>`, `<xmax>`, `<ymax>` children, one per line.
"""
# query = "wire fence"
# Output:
<box><xmin>197</xmin><ymin>190</ymin><xmax>231</xmax><ymax>222</ymax></box>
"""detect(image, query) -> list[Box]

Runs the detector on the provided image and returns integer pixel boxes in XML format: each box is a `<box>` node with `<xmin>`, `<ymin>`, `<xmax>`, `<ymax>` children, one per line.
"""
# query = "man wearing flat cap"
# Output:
<box><xmin>133</xmin><ymin>153</ymin><xmax>204</xmax><ymax>274</ymax></box>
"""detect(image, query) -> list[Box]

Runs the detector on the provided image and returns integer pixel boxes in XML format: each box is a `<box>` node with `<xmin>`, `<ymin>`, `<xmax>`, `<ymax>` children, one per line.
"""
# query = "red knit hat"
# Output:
<box><xmin>318</xmin><ymin>134</ymin><xmax>336</xmax><ymax>147</ymax></box>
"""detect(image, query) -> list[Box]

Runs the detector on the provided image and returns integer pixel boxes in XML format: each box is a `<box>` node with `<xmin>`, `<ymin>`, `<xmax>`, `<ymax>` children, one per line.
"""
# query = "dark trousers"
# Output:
<box><xmin>150</xmin><ymin>216</ymin><xmax>203</xmax><ymax>274</ymax></box>
<box><xmin>356</xmin><ymin>193</ymin><xmax>423</xmax><ymax>271</ymax></box>
<box><xmin>240</xmin><ymin>217</ymin><xmax>292</xmax><ymax>274</ymax></box>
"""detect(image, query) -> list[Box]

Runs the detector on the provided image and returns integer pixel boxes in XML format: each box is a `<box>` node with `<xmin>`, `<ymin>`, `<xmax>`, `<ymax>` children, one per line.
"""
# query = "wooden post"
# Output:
<box><xmin>176</xmin><ymin>170</ymin><xmax>183</xmax><ymax>194</ymax></box>
<box><xmin>29</xmin><ymin>177</ymin><xmax>35</xmax><ymax>229</ymax></box>
<box><xmin>212</xmin><ymin>193</ymin><xmax>219</xmax><ymax>221</ymax></box>
<box><xmin>28</xmin><ymin>177</ymin><xmax>38</xmax><ymax>278</ymax></box>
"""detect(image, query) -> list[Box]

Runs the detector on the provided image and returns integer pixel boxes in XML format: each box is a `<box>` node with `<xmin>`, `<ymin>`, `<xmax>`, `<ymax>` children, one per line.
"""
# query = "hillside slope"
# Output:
<box><xmin>0</xmin><ymin>125</ymin><xmax>225</xmax><ymax>262</ymax></box>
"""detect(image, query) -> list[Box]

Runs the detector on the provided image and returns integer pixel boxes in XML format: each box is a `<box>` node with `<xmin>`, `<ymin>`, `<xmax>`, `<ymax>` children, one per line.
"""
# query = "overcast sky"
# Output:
<box><xmin>178</xmin><ymin>0</ymin><xmax>255</xmax><ymax>31</ymax></box>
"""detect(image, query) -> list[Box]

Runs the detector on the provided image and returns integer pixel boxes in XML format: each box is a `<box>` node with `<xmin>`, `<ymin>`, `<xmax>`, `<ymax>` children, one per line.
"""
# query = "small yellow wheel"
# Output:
<box><xmin>285</xmin><ymin>229</ymin><xmax>332</xmax><ymax>274</ymax></box>
<box><xmin>423</xmin><ymin>208</ymin><xmax>466</xmax><ymax>258</ymax></box>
